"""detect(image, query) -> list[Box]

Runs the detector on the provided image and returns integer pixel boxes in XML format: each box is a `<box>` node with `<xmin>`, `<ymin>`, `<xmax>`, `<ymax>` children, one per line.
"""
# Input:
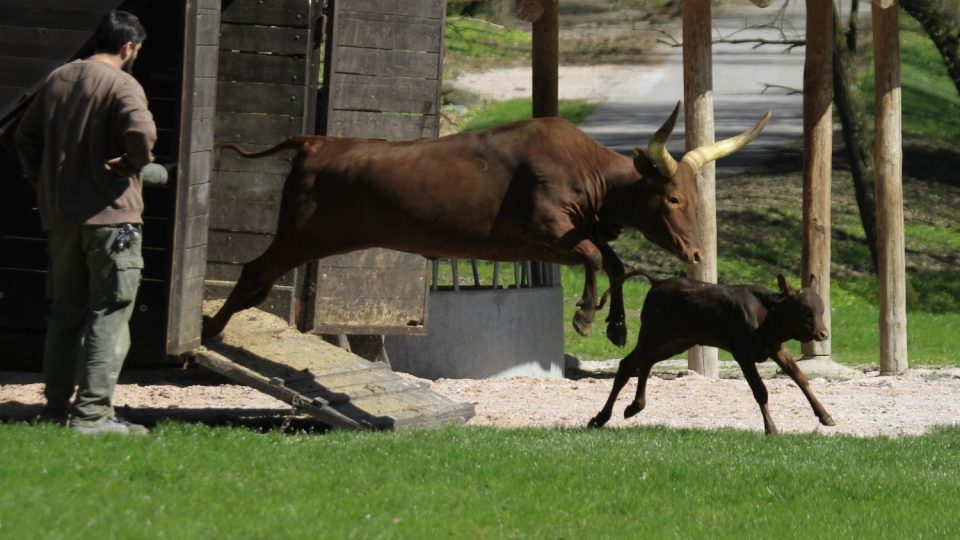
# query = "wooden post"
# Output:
<box><xmin>532</xmin><ymin>0</ymin><xmax>558</xmax><ymax>118</ymax></box>
<box><xmin>873</xmin><ymin>1</ymin><xmax>908</xmax><ymax>374</ymax></box>
<box><xmin>683</xmin><ymin>0</ymin><xmax>719</xmax><ymax>378</ymax></box>
<box><xmin>802</xmin><ymin>0</ymin><xmax>833</xmax><ymax>359</ymax></box>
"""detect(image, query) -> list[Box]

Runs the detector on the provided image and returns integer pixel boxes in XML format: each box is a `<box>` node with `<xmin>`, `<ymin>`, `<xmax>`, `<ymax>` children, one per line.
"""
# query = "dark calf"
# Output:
<box><xmin>588</xmin><ymin>271</ymin><xmax>836</xmax><ymax>434</ymax></box>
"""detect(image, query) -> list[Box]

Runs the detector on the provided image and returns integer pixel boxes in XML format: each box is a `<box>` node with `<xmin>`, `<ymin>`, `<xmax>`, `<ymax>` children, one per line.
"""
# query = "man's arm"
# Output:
<box><xmin>14</xmin><ymin>95</ymin><xmax>45</xmax><ymax>189</ymax></box>
<box><xmin>114</xmin><ymin>79</ymin><xmax>157</xmax><ymax>173</ymax></box>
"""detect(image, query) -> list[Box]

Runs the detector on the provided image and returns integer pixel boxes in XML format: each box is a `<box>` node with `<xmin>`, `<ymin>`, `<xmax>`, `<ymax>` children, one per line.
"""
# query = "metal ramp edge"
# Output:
<box><xmin>193</xmin><ymin>310</ymin><xmax>474</xmax><ymax>430</ymax></box>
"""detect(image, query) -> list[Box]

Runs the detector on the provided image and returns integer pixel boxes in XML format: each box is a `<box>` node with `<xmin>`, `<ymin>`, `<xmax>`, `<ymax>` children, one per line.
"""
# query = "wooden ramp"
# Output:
<box><xmin>195</xmin><ymin>306</ymin><xmax>474</xmax><ymax>430</ymax></box>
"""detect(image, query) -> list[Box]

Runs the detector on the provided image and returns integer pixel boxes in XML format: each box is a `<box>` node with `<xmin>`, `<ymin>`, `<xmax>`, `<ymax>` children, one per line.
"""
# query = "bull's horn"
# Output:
<box><xmin>646</xmin><ymin>101</ymin><xmax>681</xmax><ymax>177</ymax></box>
<box><xmin>680</xmin><ymin>112</ymin><xmax>772</xmax><ymax>173</ymax></box>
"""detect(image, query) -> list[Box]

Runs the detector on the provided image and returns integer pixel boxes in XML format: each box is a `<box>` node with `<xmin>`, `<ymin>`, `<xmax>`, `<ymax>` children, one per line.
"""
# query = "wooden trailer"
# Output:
<box><xmin>0</xmin><ymin>0</ymin><xmax>218</xmax><ymax>364</ymax></box>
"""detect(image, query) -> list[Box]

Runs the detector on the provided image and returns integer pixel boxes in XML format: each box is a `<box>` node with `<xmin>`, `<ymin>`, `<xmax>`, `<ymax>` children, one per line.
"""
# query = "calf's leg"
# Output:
<box><xmin>588</xmin><ymin>345</ymin><xmax>643</xmax><ymax>428</ymax></box>
<box><xmin>770</xmin><ymin>344</ymin><xmax>836</xmax><ymax>426</ymax></box>
<box><xmin>588</xmin><ymin>335</ymin><xmax>681</xmax><ymax>428</ymax></box>
<box><xmin>734</xmin><ymin>354</ymin><xmax>778</xmax><ymax>435</ymax></box>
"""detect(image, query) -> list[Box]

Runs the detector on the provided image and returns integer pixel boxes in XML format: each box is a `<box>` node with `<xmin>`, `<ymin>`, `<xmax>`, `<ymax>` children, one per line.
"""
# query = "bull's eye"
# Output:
<box><xmin>668</xmin><ymin>195</ymin><xmax>681</xmax><ymax>206</ymax></box>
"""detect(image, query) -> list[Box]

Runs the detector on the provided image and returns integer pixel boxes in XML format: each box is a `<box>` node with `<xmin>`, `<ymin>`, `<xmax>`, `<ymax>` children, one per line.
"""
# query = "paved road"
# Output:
<box><xmin>580</xmin><ymin>2</ymin><xmax>809</xmax><ymax>172</ymax></box>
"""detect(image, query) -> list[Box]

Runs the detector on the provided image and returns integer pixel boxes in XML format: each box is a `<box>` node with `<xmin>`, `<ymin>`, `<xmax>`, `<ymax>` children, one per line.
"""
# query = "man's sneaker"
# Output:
<box><xmin>71</xmin><ymin>417</ymin><xmax>149</xmax><ymax>435</ymax></box>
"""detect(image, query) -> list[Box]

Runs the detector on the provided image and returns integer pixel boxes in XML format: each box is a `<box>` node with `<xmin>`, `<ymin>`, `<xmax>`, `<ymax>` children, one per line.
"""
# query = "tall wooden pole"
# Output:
<box><xmin>532</xmin><ymin>0</ymin><xmax>558</xmax><ymax>118</ymax></box>
<box><xmin>683</xmin><ymin>0</ymin><xmax>719</xmax><ymax>378</ymax></box>
<box><xmin>802</xmin><ymin>0</ymin><xmax>833</xmax><ymax>359</ymax></box>
<box><xmin>873</xmin><ymin>1</ymin><xmax>909</xmax><ymax>374</ymax></box>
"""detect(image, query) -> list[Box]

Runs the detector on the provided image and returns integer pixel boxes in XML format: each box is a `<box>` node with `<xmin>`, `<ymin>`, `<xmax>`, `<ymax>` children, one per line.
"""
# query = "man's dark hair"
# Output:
<box><xmin>93</xmin><ymin>10</ymin><xmax>147</xmax><ymax>54</ymax></box>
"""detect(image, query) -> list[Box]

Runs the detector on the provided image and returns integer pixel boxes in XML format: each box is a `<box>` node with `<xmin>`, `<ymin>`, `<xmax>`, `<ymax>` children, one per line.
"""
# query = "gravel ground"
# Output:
<box><xmin>3</xmin><ymin>364</ymin><xmax>959</xmax><ymax>437</ymax></box>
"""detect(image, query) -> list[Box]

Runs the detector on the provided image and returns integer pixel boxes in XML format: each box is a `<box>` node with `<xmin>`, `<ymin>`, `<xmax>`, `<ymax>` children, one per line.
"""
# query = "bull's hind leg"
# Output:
<box><xmin>770</xmin><ymin>344</ymin><xmax>836</xmax><ymax>427</ymax></box>
<box><xmin>202</xmin><ymin>242</ymin><xmax>311</xmax><ymax>340</ymax></box>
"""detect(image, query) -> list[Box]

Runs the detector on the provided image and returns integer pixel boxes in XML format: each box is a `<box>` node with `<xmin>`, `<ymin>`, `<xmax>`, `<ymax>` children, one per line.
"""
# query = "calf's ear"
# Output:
<box><xmin>776</xmin><ymin>274</ymin><xmax>792</xmax><ymax>294</ymax></box>
<box><xmin>807</xmin><ymin>274</ymin><xmax>818</xmax><ymax>290</ymax></box>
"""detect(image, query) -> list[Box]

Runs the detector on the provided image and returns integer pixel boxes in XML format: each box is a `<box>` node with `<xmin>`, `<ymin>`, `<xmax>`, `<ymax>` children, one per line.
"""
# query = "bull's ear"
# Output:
<box><xmin>807</xmin><ymin>274</ymin><xmax>818</xmax><ymax>290</ymax></box>
<box><xmin>633</xmin><ymin>148</ymin><xmax>665</xmax><ymax>181</ymax></box>
<box><xmin>776</xmin><ymin>274</ymin><xmax>792</xmax><ymax>294</ymax></box>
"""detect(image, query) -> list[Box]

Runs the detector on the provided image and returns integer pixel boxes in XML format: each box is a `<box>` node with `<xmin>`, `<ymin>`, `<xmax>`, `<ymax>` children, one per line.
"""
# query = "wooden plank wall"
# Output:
<box><xmin>166</xmin><ymin>0</ymin><xmax>220</xmax><ymax>355</ymax></box>
<box><xmin>0</xmin><ymin>0</ymin><xmax>185</xmax><ymax>365</ymax></box>
<box><xmin>324</xmin><ymin>0</ymin><xmax>445</xmax><ymax>140</ymax></box>
<box><xmin>311</xmin><ymin>0</ymin><xmax>443</xmax><ymax>335</ymax></box>
<box><xmin>206</xmin><ymin>0</ymin><xmax>321</xmax><ymax>323</ymax></box>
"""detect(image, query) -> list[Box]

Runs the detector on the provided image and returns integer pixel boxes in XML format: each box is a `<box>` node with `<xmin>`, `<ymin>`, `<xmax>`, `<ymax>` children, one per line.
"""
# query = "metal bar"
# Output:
<box><xmin>493</xmin><ymin>261</ymin><xmax>500</xmax><ymax>289</ymax></box>
<box><xmin>471</xmin><ymin>259</ymin><xmax>480</xmax><ymax>287</ymax></box>
<box><xmin>451</xmin><ymin>257</ymin><xmax>459</xmax><ymax>291</ymax></box>
<box><xmin>513</xmin><ymin>262</ymin><xmax>520</xmax><ymax>288</ymax></box>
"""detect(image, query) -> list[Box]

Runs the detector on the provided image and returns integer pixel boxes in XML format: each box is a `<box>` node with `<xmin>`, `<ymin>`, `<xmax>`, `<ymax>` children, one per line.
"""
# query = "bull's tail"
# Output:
<box><xmin>214</xmin><ymin>137</ymin><xmax>305</xmax><ymax>164</ymax></box>
<box><xmin>596</xmin><ymin>268</ymin><xmax>663</xmax><ymax>310</ymax></box>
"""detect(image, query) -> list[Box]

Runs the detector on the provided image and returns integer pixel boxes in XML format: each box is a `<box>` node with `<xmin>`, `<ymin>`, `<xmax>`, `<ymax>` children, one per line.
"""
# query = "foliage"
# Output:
<box><xmin>460</xmin><ymin>98</ymin><xmax>597</xmax><ymax>132</ymax></box>
<box><xmin>444</xmin><ymin>16</ymin><xmax>531</xmax><ymax>76</ymax></box>
<box><xmin>2</xmin><ymin>423</ymin><xmax>959</xmax><ymax>538</ymax></box>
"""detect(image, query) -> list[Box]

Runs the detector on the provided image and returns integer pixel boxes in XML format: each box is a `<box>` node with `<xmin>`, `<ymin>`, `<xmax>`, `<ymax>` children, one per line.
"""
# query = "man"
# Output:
<box><xmin>15</xmin><ymin>10</ymin><xmax>157</xmax><ymax>434</ymax></box>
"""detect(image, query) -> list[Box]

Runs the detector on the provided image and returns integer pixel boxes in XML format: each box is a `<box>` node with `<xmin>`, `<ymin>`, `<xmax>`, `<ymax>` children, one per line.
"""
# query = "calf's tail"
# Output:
<box><xmin>596</xmin><ymin>268</ymin><xmax>663</xmax><ymax>310</ymax></box>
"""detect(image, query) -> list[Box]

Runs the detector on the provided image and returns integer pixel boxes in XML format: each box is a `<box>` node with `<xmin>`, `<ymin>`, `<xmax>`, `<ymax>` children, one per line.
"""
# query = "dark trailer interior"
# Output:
<box><xmin>0</xmin><ymin>0</ymin><xmax>219</xmax><ymax>366</ymax></box>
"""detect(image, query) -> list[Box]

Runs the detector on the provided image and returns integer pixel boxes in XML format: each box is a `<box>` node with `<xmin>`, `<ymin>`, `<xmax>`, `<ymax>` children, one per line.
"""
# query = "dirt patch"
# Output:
<box><xmin>419</xmin><ymin>367</ymin><xmax>960</xmax><ymax>436</ymax></box>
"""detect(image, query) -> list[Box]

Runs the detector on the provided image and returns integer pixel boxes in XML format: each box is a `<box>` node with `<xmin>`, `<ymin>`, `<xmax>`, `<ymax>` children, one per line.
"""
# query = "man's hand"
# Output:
<box><xmin>105</xmin><ymin>155</ymin><xmax>137</xmax><ymax>178</ymax></box>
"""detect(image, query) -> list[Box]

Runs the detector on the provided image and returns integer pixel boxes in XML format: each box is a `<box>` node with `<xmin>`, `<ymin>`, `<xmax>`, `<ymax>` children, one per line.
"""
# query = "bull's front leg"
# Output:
<box><xmin>571</xmin><ymin>239</ymin><xmax>603</xmax><ymax>337</ymax></box>
<box><xmin>770</xmin><ymin>344</ymin><xmax>836</xmax><ymax>427</ymax></box>
<box><xmin>598</xmin><ymin>243</ymin><xmax>627</xmax><ymax>347</ymax></box>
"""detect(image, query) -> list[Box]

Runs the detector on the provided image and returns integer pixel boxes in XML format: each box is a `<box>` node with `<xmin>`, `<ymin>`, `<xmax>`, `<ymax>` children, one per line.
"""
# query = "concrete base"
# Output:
<box><xmin>796</xmin><ymin>356</ymin><xmax>859</xmax><ymax>380</ymax></box>
<box><xmin>386</xmin><ymin>287</ymin><xmax>564</xmax><ymax>379</ymax></box>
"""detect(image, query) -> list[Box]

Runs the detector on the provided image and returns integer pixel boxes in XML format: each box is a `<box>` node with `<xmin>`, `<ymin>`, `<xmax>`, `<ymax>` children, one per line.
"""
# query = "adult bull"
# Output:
<box><xmin>202</xmin><ymin>103</ymin><xmax>771</xmax><ymax>342</ymax></box>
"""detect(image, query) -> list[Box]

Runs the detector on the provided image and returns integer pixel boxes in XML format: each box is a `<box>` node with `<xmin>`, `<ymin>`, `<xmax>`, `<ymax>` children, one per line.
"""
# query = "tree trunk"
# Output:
<box><xmin>901</xmin><ymin>0</ymin><xmax>960</xmax><ymax>96</ymax></box>
<box><xmin>802</xmin><ymin>0</ymin><xmax>833</xmax><ymax>359</ymax></box>
<box><xmin>833</xmin><ymin>8</ymin><xmax>880</xmax><ymax>271</ymax></box>
<box><xmin>846</xmin><ymin>0</ymin><xmax>860</xmax><ymax>52</ymax></box>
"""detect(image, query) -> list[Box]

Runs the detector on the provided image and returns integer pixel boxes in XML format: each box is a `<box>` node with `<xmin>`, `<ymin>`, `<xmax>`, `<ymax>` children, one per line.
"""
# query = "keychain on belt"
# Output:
<box><xmin>114</xmin><ymin>224</ymin><xmax>140</xmax><ymax>252</ymax></box>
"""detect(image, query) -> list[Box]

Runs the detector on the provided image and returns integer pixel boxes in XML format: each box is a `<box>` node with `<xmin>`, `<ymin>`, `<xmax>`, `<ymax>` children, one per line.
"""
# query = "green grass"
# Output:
<box><xmin>3</xmin><ymin>423</ymin><xmax>959</xmax><ymax>538</ymax></box>
<box><xmin>460</xmin><ymin>98</ymin><xmax>598</xmax><ymax>132</ymax></box>
<box><xmin>862</xmin><ymin>15</ymin><xmax>960</xmax><ymax>143</ymax></box>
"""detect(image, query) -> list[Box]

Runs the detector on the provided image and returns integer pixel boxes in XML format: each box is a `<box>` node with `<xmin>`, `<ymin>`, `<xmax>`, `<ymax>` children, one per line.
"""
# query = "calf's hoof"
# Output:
<box><xmin>820</xmin><ymin>414</ymin><xmax>837</xmax><ymax>427</ymax></box>
<box><xmin>587</xmin><ymin>415</ymin><xmax>609</xmax><ymax>428</ymax></box>
<box><xmin>623</xmin><ymin>401</ymin><xmax>644</xmax><ymax>419</ymax></box>
<box><xmin>605</xmin><ymin>320</ymin><xmax>627</xmax><ymax>347</ymax></box>
<box><xmin>572</xmin><ymin>309</ymin><xmax>594</xmax><ymax>337</ymax></box>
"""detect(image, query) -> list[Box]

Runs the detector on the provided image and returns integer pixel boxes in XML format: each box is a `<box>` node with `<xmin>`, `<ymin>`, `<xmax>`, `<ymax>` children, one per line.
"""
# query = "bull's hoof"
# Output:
<box><xmin>605</xmin><ymin>320</ymin><xmax>627</xmax><ymax>347</ymax></box>
<box><xmin>820</xmin><ymin>414</ymin><xmax>837</xmax><ymax>427</ymax></box>
<box><xmin>572</xmin><ymin>309</ymin><xmax>594</xmax><ymax>337</ymax></box>
<box><xmin>201</xmin><ymin>315</ymin><xmax>224</xmax><ymax>342</ymax></box>
<box><xmin>587</xmin><ymin>414</ymin><xmax>609</xmax><ymax>428</ymax></box>
<box><xmin>623</xmin><ymin>401</ymin><xmax>643</xmax><ymax>419</ymax></box>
